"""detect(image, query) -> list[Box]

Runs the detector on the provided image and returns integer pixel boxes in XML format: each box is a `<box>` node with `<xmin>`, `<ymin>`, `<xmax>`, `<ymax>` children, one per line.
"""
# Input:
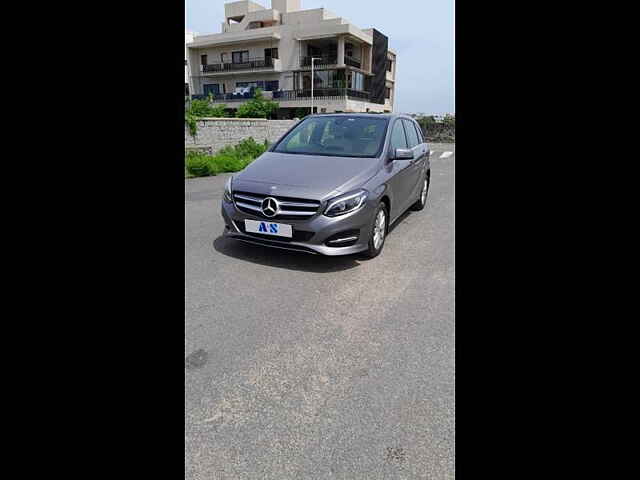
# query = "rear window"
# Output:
<box><xmin>274</xmin><ymin>116</ymin><xmax>389</xmax><ymax>158</ymax></box>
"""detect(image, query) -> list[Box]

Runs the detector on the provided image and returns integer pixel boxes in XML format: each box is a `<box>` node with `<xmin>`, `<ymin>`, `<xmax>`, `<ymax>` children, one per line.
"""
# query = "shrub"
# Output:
<box><xmin>235</xmin><ymin>137</ymin><xmax>267</xmax><ymax>158</ymax></box>
<box><xmin>294</xmin><ymin>107</ymin><xmax>310</xmax><ymax>119</ymax></box>
<box><xmin>185</xmin><ymin>152</ymin><xmax>211</xmax><ymax>177</ymax></box>
<box><xmin>185</xmin><ymin>138</ymin><xmax>270</xmax><ymax>178</ymax></box>
<box><xmin>190</xmin><ymin>98</ymin><xmax>227</xmax><ymax>118</ymax></box>
<box><xmin>208</xmin><ymin>153</ymin><xmax>253</xmax><ymax>174</ymax></box>
<box><xmin>236</xmin><ymin>89</ymin><xmax>279</xmax><ymax>119</ymax></box>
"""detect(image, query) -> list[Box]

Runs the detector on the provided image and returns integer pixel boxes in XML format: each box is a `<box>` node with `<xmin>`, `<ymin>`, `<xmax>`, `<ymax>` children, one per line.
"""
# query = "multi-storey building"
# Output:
<box><xmin>185</xmin><ymin>30</ymin><xmax>195</xmax><ymax>96</ymax></box>
<box><xmin>186</xmin><ymin>0</ymin><xmax>396</xmax><ymax>118</ymax></box>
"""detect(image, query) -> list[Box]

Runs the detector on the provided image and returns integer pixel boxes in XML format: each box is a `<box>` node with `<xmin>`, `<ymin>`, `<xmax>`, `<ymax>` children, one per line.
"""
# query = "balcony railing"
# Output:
<box><xmin>299</xmin><ymin>55</ymin><xmax>363</xmax><ymax>69</ymax></box>
<box><xmin>202</xmin><ymin>57</ymin><xmax>274</xmax><ymax>73</ymax></box>
<box><xmin>300</xmin><ymin>55</ymin><xmax>338</xmax><ymax>68</ymax></box>
<box><xmin>273</xmin><ymin>89</ymin><xmax>370</xmax><ymax>102</ymax></box>
<box><xmin>193</xmin><ymin>89</ymin><xmax>370</xmax><ymax>103</ymax></box>
<box><xmin>344</xmin><ymin>56</ymin><xmax>362</xmax><ymax>69</ymax></box>
<box><xmin>196</xmin><ymin>90</ymin><xmax>276</xmax><ymax>103</ymax></box>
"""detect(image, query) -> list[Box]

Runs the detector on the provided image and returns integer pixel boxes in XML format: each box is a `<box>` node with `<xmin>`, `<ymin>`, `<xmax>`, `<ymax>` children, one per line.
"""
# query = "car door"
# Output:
<box><xmin>385</xmin><ymin>118</ymin><xmax>415</xmax><ymax>220</ymax></box>
<box><xmin>402</xmin><ymin>119</ymin><xmax>429</xmax><ymax>202</ymax></box>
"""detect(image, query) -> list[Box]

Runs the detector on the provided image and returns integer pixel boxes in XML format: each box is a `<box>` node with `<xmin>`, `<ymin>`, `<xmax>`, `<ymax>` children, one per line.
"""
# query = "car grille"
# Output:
<box><xmin>232</xmin><ymin>191</ymin><xmax>321</xmax><ymax>220</ymax></box>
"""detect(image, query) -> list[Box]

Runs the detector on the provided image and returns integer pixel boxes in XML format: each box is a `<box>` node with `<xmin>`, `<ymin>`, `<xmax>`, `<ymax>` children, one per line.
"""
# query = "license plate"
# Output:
<box><xmin>245</xmin><ymin>219</ymin><xmax>292</xmax><ymax>238</ymax></box>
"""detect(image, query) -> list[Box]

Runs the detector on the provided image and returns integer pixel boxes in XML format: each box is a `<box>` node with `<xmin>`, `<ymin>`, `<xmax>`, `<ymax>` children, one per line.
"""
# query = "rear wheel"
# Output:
<box><xmin>362</xmin><ymin>203</ymin><xmax>388</xmax><ymax>259</ymax></box>
<box><xmin>412</xmin><ymin>172</ymin><xmax>430</xmax><ymax>211</ymax></box>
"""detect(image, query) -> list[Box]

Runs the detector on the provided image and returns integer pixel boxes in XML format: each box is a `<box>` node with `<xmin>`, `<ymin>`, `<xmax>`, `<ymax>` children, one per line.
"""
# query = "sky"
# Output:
<box><xmin>185</xmin><ymin>0</ymin><xmax>454</xmax><ymax>115</ymax></box>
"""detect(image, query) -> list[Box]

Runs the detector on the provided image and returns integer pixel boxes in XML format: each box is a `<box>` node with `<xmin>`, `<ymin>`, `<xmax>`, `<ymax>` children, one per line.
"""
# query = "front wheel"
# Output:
<box><xmin>361</xmin><ymin>203</ymin><xmax>388</xmax><ymax>259</ymax></box>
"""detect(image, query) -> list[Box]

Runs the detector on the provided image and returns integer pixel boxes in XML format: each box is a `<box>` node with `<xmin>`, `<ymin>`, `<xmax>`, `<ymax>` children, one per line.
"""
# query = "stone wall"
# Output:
<box><xmin>185</xmin><ymin>118</ymin><xmax>298</xmax><ymax>153</ymax></box>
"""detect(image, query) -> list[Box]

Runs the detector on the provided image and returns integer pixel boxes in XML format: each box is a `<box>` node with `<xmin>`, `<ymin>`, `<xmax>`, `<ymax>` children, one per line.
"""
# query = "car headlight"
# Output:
<box><xmin>324</xmin><ymin>189</ymin><xmax>368</xmax><ymax>217</ymax></box>
<box><xmin>223</xmin><ymin>176</ymin><xmax>233</xmax><ymax>203</ymax></box>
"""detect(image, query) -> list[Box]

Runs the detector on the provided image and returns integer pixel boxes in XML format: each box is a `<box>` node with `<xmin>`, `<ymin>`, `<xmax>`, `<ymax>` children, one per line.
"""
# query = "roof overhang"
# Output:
<box><xmin>294</xmin><ymin>33</ymin><xmax>338</xmax><ymax>41</ymax></box>
<box><xmin>294</xmin><ymin>24</ymin><xmax>373</xmax><ymax>45</ymax></box>
<box><xmin>187</xmin><ymin>31</ymin><xmax>281</xmax><ymax>49</ymax></box>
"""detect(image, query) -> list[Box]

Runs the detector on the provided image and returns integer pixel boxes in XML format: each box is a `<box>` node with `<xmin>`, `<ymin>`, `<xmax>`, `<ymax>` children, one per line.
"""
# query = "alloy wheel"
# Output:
<box><xmin>421</xmin><ymin>178</ymin><xmax>428</xmax><ymax>205</ymax></box>
<box><xmin>373</xmin><ymin>209</ymin><xmax>386</xmax><ymax>250</ymax></box>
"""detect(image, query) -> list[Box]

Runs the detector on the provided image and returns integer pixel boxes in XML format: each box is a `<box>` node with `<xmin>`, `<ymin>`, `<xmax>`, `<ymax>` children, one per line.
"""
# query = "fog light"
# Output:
<box><xmin>325</xmin><ymin>230</ymin><xmax>360</xmax><ymax>247</ymax></box>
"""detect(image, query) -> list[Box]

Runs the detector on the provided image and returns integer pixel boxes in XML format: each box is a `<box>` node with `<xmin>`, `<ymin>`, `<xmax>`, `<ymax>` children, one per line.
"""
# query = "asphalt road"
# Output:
<box><xmin>185</xmin><ymin>143</ymin><xmax>455</xmax><ymax>479</ymax></box>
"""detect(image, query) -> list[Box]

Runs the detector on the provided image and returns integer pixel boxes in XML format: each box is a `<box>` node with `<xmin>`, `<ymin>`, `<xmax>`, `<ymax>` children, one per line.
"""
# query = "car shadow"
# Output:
<box><xmin>388</xmin><ymin>208</ymin><xmax>415</xmax><ymax>234</ymax></box>
<box><xmin>212</xmin><ymin>208</ymin><xmax>417</xmax><ymax>272</ymax></box>
<box><xmin>212</xmin><ymin>235</ymin><xmax>362</xmax><ymax>273</ymax></box>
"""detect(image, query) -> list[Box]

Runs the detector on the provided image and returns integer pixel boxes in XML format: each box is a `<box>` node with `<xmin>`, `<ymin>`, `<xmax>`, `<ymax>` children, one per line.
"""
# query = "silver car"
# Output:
<box><xmin>221</xmin><ymin>113</ymin><xmax>430</xmax><ymax>258</ymax></box>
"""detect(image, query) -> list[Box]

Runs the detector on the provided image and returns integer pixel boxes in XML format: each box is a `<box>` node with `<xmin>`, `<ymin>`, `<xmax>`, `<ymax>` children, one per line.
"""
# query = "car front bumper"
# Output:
<box><xmin>220</xmin><ymin>199</ymin><xmax>376</xmax><ymax>256</ymax></box>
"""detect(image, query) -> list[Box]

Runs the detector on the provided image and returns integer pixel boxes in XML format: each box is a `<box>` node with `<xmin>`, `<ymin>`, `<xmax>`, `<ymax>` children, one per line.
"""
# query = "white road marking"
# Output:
<box><xmin>440</xmin><ymin>151</ymin><xmax>453</xmax><ymax>159</ymax></box>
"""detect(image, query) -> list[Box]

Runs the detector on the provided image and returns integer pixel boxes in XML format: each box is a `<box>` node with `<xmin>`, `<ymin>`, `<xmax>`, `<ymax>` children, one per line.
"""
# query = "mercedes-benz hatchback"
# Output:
<box><xmin>221</xmin><ymin>113</ymin><xmax>430</xmax><ymax>258</ymax></box>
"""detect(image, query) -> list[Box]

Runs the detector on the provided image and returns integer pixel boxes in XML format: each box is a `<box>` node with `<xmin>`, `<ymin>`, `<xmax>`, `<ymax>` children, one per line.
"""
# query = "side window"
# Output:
<box><xmin>403</xmin><ymin>119</ymin><xmax>420</xmax><ymax>148</ymax></box>
<box><xmin>390</xmin><ymin>120</ymin><xmax>408</xmax><ymax>150</ymax></box>
<box><xmin>413</xmin><ymin>122</ymin><xmax>425</xmax><ymax>144</ymax></box>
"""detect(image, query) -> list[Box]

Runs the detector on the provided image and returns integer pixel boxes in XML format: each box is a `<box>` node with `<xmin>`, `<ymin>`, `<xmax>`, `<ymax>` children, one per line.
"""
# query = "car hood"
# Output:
<box><xmin>233</xmin><ymin>152</ymin><xmax>381</xmax><ymax>200</ymax></box>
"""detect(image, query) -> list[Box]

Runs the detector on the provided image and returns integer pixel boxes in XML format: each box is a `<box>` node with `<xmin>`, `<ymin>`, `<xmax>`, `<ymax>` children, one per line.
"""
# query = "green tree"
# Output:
<box><xmin>236</xmin><ymin>89</ymin><xmax>279</xmax><ymax>119</ymax></box>
<box><xmin>441</xmin><ymin>114</ymin><xmax>455</xmax><ymax>128</ymax></box>
<box><xmin>185</xmin><ymin>95</ymin><xmax>227</xmax><ymax>138</ymax></box>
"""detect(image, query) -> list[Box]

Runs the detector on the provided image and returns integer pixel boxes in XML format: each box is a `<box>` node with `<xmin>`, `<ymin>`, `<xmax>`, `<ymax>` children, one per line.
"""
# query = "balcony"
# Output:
<box><xmin>201</xmin><ymin>57</ymin><xmax>277</xmax><ymax>74</ymax></box>
<box><xmin>299</xmin><ymin>55</ymin><xmax>363</xmax><ymax>70</ymax></box>
<box><xmin>273</xmin><ymin>89</ymin><xmax>371</xmax><ymax>102</ymax></box>
<box><xmin>194</xmin><ymin>90</ymin><xmax>276</xmax><ymax>103</ymax></box>
<box><xmin>344</xmin><ymin>56</ymin><xmax>362</xmax><ymax>69</ymax></box>
<box><xmin>300</xmin><ymin>55</ymin><xmax>338</xmax><ymax>68</ymax></box>
<box><xmin>192</xmin><ymin>89</ymin><xmax>371</xmax><ymax>104</ymax></box>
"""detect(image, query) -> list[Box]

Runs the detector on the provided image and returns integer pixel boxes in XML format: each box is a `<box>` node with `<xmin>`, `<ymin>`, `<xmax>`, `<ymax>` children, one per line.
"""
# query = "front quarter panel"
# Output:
<box><xmin>362</xmin><ymin>165</ymin><xmax>398</xmax><ymax>220</ymax></box>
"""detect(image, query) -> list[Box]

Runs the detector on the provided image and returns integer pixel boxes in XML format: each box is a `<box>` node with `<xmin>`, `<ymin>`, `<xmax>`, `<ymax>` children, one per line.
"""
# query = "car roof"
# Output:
<box><xmin>305</xmin><ymin>113</ymin><xmax>415</xmax><ymax>121</ymax></box>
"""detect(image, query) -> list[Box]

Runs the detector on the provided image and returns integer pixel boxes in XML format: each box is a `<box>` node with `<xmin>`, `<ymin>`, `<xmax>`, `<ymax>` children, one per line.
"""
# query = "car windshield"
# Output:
<box><xmin>274</xmin><ymin>116</ymin><xmax>389</xmax><ymax>158</ymax></box>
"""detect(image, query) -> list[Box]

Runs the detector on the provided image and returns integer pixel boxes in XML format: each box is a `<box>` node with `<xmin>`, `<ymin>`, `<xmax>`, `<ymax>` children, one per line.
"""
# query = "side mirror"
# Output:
<box><xmin>393</xmin><ymin>148</ymin><xmax>414</xmax><ymax>160</ymax></box>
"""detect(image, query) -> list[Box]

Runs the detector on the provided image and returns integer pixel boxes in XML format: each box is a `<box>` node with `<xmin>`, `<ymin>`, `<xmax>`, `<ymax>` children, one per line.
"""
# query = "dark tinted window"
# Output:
<box><xmin>232</xmin><ymin>51</ymin><xmax>249</xmax><ymax>63</ymax></box>
<box><xmin>403</xmin><ymin>119</ymin><xmax>420</xmax><ymax>147</ymax></box>
<box><xmin>390</xmin><ymin>120</ymin><xmax>408</xmax><ymax>150</ymax></box>
<box><xmin>274</xmin><ymin>116</ymin><xmax>389</xmax><ymax>158</ymax></box>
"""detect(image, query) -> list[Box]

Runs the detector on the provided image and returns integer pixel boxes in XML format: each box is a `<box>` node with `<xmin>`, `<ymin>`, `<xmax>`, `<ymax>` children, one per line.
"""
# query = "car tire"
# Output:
<box><xmin>412</xmin><ymin>172</ymin><xmax>430</xmax><ymax>211</ymax></box>
<box><xmin>361</xmin><ymin>202</ymin><xmax>388</xmax><ymax>259</ymax></box>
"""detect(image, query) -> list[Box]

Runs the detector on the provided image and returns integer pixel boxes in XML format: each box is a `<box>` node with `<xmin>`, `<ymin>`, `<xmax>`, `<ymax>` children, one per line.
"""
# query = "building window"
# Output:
<box><xmin>264</xmin><ymin>48</ymin><xmax>278</xmax><ymax>60</ymax></box>
<box><xmin>387</xmin><ymin>59</ymin><xmax>393</xmax><ymax>72</ymax></box>
<box><xmin>297</xmin><ymin>70</ymin><xmax>345</xmax><ymax>90</ymax></box>
<box><xmin>235</xmin><ymin>81</ymin><xmax>279</xmax><ymax>92</ymax></box>
<box><xmin>264</xmin><ymin>80</ymin><xmax>279</xmax><ymax>91</ymax></box>
<box><xmin>221</xmin><ymin>52</ymin><xmax>229</xmax><ymax>63</ymax></box>
<box><xmin>200</xmin><ymin>54</ymin><xmax>207</xmax><ymax>66</ymax></box>
<box><xmin>232</xmin><ymin>51</ymin><xmax>249</xmax><ymax>63</ymax></box>
<box><xmin>185</xmin><ymin>83</ymin><xmax>189</xmax><ymax>96</ymax></box>
<box><xmin>349</xmin><ymin>71</ymin><xmax>364</xmax><ymax>91</ymax></box>
<box><xmin>203</xmin><ymin>84</ymin><xmax>220</xmax><ymax>96</ymax></box>
<box><xmin>236</xmin><ymin>81</ymin><xmax>261</xmax><ymax>89</ymax></box>
<box><xmin>385</xmin><ymin>87</ymin><xmax>391</xmax><ymax>99</ymax></box>
<box><xmin>345</xmin><ymin>43</ymin><xmax>354</xmax><ymax>58</ymax></box>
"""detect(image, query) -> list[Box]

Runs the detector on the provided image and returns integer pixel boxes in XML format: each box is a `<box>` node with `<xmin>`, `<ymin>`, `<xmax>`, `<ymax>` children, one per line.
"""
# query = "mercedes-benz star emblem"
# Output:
<box><xmin>261</xmin><ymin>197</ymin><xmax>279</xmax><ymax>218</ymax></box>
